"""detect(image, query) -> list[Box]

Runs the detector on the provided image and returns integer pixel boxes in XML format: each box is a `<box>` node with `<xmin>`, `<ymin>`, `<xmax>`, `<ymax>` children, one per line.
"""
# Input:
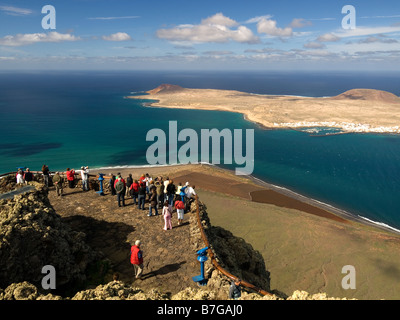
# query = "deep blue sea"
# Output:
<box><xmin>1</xmin><ymin>70</ymin><xmax>400</xmax><ymax>230</ymax></box>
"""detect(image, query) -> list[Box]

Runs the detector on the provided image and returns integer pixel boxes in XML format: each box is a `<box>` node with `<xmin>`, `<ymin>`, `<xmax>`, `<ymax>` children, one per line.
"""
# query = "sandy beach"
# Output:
<box><xmin>88</xmin><ymin>163</ymin><xmax>400</xmax><ymax>299</ymax></box>
<box><xmin>128</xmin><ymin>85</ymin><xmax>400</xmax><ymax>134</ymax></box>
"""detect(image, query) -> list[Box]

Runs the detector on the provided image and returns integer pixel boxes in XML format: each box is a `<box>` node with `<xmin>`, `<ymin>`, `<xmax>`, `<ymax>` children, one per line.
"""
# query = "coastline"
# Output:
<box><xmin>90</xmin><ymin>162</ymin><xmax>400</xmax><ymax>236</ymax></box>
<box><xmin>127</xmin><ymin>86</ymin><xmax>400</xmax><ymax>134</ymax></box>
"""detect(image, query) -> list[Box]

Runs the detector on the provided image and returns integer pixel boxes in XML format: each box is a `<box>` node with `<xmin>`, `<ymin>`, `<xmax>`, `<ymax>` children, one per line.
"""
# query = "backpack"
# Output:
<box><xmin>115</xmin><ymin>180</ymin><xmax>124</xmax><ymax>194</ymax></box>
<box><xmin>175</xmin><ymin>201</ymin><xmax>185</xmax><ymax>210</ymax></box>
<box><xmin>180</xmin><ymin>186</ymin><xmax>187</xmax><ymax>194</ymax></box>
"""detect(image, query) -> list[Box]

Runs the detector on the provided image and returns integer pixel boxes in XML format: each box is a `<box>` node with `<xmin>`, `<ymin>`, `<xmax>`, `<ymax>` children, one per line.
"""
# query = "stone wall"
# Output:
<box><xmin>188</xmin><ymin>199</ymin><xmax>271</xmax><ymax>299</ymax></box>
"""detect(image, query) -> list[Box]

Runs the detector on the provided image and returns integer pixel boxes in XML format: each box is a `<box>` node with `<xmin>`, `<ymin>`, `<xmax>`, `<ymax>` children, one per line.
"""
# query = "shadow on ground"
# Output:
<box><xmin>62</xmin><ymin>215</ymin><xmax>135</xmax><ymax>280</ymax></box>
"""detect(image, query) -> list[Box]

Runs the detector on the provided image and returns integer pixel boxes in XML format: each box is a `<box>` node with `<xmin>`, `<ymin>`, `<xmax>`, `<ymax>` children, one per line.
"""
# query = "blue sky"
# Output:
<box><xmin>0</xmin><ymin>0</ymin><xmax>400</xmax><ymax>70</ymax></box>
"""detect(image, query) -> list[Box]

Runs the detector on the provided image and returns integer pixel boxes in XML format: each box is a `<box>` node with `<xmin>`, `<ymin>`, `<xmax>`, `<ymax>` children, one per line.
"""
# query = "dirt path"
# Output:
<box><xmin>48</xmin><ymin>186</ymin><xmax>200</xmax><ymax>296</ymax></box>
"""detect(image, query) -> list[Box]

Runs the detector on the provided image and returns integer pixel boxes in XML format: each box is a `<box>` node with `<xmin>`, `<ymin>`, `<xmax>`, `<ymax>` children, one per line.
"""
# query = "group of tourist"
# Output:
<box><xmin>15</xmin><ymin>167</ymin><xmax>35</xmax><ymax>185</ymax></box>
<box><xmin>107</xmin><ymin>172</ymin><xmax>198</xmax><ymax>283</ymax></box>
<box><xmin>51</xmin><ymin>166</ymin><xmax>91</xmax><ymax>197</ymax></box>
<box><xmin>64</xmin><ymin>167</ymin><xmax>90</xmax><ymax>190</ymax></box>
<box><xmin>15</xmin><ymin>165</ymin><xmax>50</xmax><ymax>186</ymax></box>
<box><xmin>15</xmin><ymin>167</ymin><xmax>196</xmax><ymax>228</ymax></box>
<box><xmin>12</xmin><ymin>165</ymin><xmax>243</xmax><ymax>298</ymax></box>
<box><xmin>15</xmin><ymin>165</ymin><xmax>90</xmax><ymax>197</ymax></box>
<box><xmin>108</xmin><ymin>172</ymin><xmax>196</xmax><ymax>230</ymax></box>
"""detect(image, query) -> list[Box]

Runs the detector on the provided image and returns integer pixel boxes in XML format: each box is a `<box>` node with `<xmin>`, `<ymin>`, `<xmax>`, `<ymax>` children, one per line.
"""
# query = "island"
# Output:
<box><xmin>127</xmin><ymin>84</ymin><xmax>400</xmax><ymax>134</ymax></box>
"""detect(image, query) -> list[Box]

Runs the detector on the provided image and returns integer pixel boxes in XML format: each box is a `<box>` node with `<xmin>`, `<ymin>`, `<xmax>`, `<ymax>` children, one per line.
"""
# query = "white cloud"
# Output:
<box><xmin>308</xmin><ymin>17</ymin><xmax>336</xmax><ymax>21</ymax></box>
<box><xmin>357</xmin><ymin>35</ymin><xmax>398</xmax><ymax>44</ymax></box>
<box><xmin>334</xmin><ymin>26</ymin><xmax>400</xmax><ymax>38</ymax></box>
<box><xmin>245</xmin><ymin>15</ymin><xmax>273</xmax><ymax>24</ymax></box>
<box><xmin>333</xmin><ymin>40</ymin><xmax>400</xmax><ymax>56</ymax></box>
<box><xmin>295</xmin><ymin>49</ymin><xmax>334</xmax><ymax>57</ymax></box>
<box><xmin>304</xmin><ymin>41</ymin><xmax>326</xmax><ymax>49</ymax></box>
<box><xmin>102</xmin><ymin>32</ymin><xmax>132</xmax><ymax>41</ymax></box>
<box><xmin>246</xmin><ymin>48</ymin><xmax>342</xmax><ymax>64</ymax></box>
<box><xmin>156</xmin><ymin>13</ymin><xmax>259</xmax><ymax>44</ymax></box>
<box><xmin>201</xmin><ymin>13</ymin><xmax>238</xmax><ymax>27</ymax></box>
<box><xmin>0</xmin><ymin>56</ymin><xmax>15</xmax><ymax>60</ymax></box>
<box><xmin>360</xmin><ymin>15</ymin><xmax>400</xmax><ymax>19</ymax></box>
<box><xmin>317</xmin><ymin>33</ymin><xmax>341</xmax><ymax>42</ymax></box>
<box><xmin>245</xmin><ymin>48</ymin><xmax>280</xmax><ymax>54</ymax></box>
<box><xmin>0</xmin><ymin>5</ymin><xmax>33</xmax><ymax>16</ymax></box>
<box><xmin>203</xmin><ymin>50</ymin><xmax>233</xmax><ymax>55</ymax></box>
<box><xmin>0</xmin><ymin>32</ymin><xmax>80</xmax><ymax>47</ymax></box>
<box><xmin>289</xmin><ymin>18</ymin><xmax>312</xmax><ymax>29</ymax></box>
<box><xmin>256</xmin><ymin>17</ymin><xmax>293</xmax><ymax>37</ymax></box>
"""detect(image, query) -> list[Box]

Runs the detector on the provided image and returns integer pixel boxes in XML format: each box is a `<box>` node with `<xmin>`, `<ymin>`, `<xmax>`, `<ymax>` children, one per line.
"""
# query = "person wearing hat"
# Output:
<box><xmin>130</xmin><ymin>240</ymin><xmax>144</xmax><ymax>280</ymax></box>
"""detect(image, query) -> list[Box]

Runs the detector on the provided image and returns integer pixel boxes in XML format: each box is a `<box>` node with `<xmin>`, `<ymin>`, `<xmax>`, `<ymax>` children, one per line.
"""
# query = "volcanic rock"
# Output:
<box><xmin>331</xmin><ymin>89</ymin><xmax>400</xmax><ymax>104</ymax></box>
<box><xmin>0</xmin><ymin>183</ymin><xmax>102</xmax><ymax>293</ymax></box>
<box><xmin>147</xmin><ymin>84</ymin><xmax>184</xmax><ymax>95</ymax></box>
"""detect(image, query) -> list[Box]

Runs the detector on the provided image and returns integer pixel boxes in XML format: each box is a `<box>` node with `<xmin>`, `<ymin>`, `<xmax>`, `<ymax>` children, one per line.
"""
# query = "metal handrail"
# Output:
<box><xmin>194</xmin><ymin>194</ymin><xmax>272</xmax><ymax>297</ymax></box>
<box><xmin>0</xmin><ymin>171</ymin><xmax>98</xmax><ymax>179</ymax></box>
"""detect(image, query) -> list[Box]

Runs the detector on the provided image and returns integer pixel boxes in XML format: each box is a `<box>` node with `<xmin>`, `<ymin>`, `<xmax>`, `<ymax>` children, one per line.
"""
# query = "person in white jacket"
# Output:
<box><xmin>80</xmin><ymin>166</ymin><xmax>89</xmax><ymax>191</ymax></box>
<box><xmin>184</xmin><ymin>184</ymin><xmax>196</xmax><ymax>211</ymax></box>
<box><xmin>16</xmin><ymin>170</ymin><xmax>24</xmax><ymax>184</ymax></box>
<box><xmin>185</xmin><ymin>185</ymin><xmax>196</xmax><ymax>198</ymax></box>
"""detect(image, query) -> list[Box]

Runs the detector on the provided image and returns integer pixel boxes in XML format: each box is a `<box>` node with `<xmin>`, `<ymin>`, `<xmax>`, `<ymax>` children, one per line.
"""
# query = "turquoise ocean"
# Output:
<box><xmin>0</xmin><ymin>70</ymin><xmax>400</xmax><ymax>230</ymax></box>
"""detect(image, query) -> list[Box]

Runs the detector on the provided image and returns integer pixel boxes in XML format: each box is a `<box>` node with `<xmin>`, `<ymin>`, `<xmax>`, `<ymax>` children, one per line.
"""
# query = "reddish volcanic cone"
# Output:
<box><xmin>147</xmin><ymin>84</ymin><xmax>185</xmax><ymax>94</ymax></box>
<box><xmin>331</xmin><ymin>89</ymin><xmax>400</xmax><ymax>104</ymax></box>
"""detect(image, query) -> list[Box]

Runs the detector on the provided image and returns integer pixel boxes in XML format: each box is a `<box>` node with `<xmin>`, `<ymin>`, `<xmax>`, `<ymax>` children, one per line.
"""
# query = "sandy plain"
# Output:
<box><xmin>128</xmin><ymin>85</ymin><xmax>400</xmax><ymax>133</ymax></box>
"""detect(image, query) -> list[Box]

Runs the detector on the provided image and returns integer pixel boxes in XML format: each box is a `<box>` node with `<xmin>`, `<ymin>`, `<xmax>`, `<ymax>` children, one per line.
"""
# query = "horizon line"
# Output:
<box><xmin>0</xmin><ymin>69</ymin><xmax>399</xmax><ymax>73</ymax></box>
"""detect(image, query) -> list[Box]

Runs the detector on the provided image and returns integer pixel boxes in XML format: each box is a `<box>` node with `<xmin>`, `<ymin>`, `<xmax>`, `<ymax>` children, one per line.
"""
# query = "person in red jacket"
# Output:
<box><xmin>130</xmin><ymin>180</ymin><xmax>139</xmax><ymax>205</ymax></box>
<box><xmin>174</xmin><ymin>195</ymin><xmax>185</xmax><ymax>225</ymax></box>
<box><xmin>66</xmin><ymin>168</ymin><xmax>75</xmax><ymax>189</ymax></box>
<box><xmin>130</xmin><ymin>240</ymin><xmax>144</xmax><ymax>280</ymax></box>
